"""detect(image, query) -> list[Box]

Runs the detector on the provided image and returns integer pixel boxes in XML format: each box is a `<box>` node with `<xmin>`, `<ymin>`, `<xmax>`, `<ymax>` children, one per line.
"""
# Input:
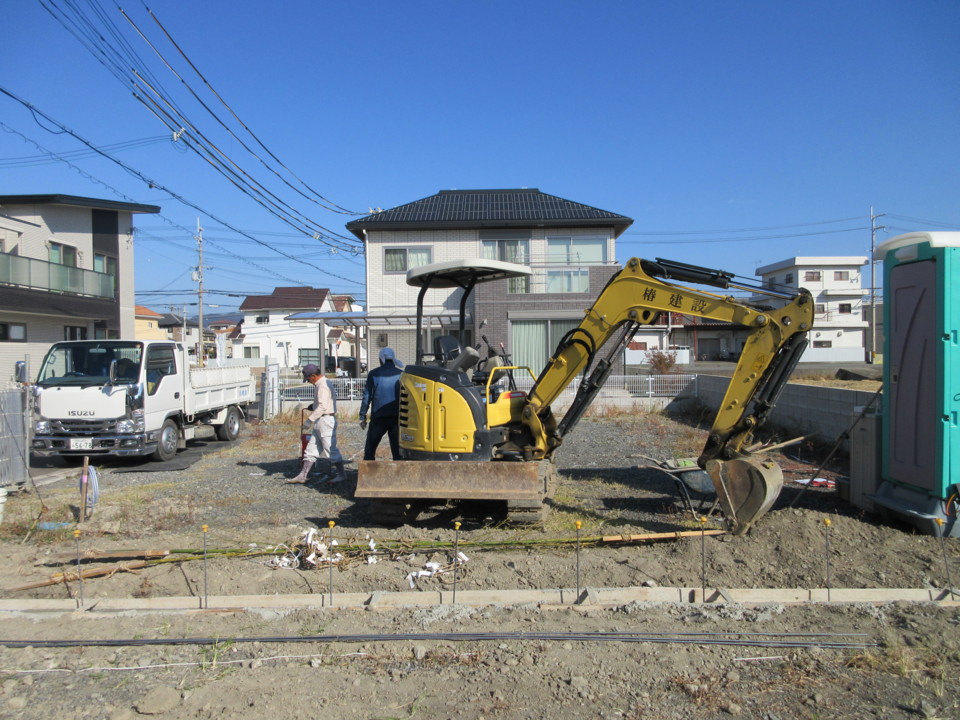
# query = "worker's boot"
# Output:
<box><xmin>286</xmin><ymin>459</ymin><xmax>315</xmax><ymax>484</ymax></box>
<box><xmin>328</xmin><ymin>461</ymin><xmax>347</xmax><ymax>484</ymax></box>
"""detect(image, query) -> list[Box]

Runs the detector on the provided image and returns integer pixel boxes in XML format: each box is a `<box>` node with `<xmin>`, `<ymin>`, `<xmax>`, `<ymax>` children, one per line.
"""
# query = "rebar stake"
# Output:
<box><xmin>73</xmin><ymin>528</ymin><xmax>83</xmax><ymax>609</ymax></box>
<box><xmin>328</xmin><ymin>521</ymin><xmax>336</xmax><ymax>607</ymax></box>
<box><xmin>823</xmin><ymin>518</ymin><xmax>832</xmax><ymax>602</ymax></box>
<box><xmin>699</xmin><ymin>516</ymin><xmax>708</xmax><ymax>602</ymax></box>
<box><xmin>575</xmin><ymin>520</ymin><xmax>583</xmax><ymax>602</ymax></box>
<box><xmin>935</xmin><ymin>518</ymin><xmax>956</xmax><ymax>599</ymax></box>
<box><xmin>453</xmin><ymin>521</ymin><xmax>461</xmax><ymax>605</ymax></box>
<box><xmin>202</xmin><ymin>524</ymin><xmax>209</xmax><ymax>609</ymax></box>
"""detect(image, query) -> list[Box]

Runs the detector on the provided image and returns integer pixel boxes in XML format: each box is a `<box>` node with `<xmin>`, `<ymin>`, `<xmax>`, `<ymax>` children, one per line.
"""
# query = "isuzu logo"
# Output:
<box><xmin>67</xmin><ymin>410</ymin><xmax>95</xmax><ymax>416</ymax></box>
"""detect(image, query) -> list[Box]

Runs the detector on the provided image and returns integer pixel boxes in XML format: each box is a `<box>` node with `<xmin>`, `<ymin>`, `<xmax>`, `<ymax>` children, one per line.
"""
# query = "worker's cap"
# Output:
<box><xmin>379</xmin><ymin>347</ymin><xmax>403</xmax><ymax>368</ymax></box>
<box><xmin>301</xmin><ymin>363</ymin><xmax>320</xmax><ymax>378</ymax></box>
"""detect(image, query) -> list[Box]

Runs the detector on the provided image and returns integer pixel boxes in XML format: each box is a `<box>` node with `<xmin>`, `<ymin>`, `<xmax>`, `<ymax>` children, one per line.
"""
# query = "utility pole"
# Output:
<box><xmin>869</xmin><ymin>206</ymin><xmax>886</xmax><ymax>364</ymax></box>
<box><xmin>195</xmin><ymin>219</ymin><xmax>205</xmax><ymax>367</ymax></box>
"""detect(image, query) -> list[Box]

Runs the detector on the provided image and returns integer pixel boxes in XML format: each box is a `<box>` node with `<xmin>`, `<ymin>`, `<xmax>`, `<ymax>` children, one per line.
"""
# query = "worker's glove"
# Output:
<box><xmin>360</xmin><ymin>418</ymin><xmax>368</xmax><ymax>431</ymax></box>
<box><xmin>301</xmin><ymin>420</ymin><xmax>314</xmax><ymax>434</ymax></box>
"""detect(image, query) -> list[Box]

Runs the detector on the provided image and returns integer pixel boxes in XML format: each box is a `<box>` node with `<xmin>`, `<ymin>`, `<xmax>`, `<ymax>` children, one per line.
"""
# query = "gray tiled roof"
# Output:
<box><xmin>346</xmin><ymin>189</ymin><xmax>632</xmax><ymax>239</ymax></box>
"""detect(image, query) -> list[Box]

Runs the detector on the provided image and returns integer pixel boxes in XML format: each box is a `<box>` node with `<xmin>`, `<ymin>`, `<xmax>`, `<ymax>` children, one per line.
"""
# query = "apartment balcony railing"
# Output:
<box><xmin>0</xmin><ymin>254</ymin><xmax>115</xmax><ymax>299</ymax></box>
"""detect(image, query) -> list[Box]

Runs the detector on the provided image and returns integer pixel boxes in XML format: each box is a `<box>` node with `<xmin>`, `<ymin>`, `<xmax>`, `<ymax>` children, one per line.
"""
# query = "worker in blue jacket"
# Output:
<box><xmin>359</xmin><ymin>347</ymin><xmax>403</xmax><ymax>460</ymax></box>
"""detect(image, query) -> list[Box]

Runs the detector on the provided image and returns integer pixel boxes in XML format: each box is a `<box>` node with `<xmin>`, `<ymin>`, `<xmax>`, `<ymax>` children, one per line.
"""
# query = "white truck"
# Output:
<box><xmin>23</xmin><ymin>340</ymin><xmax>254</xmax><ymax>463</ymax></box>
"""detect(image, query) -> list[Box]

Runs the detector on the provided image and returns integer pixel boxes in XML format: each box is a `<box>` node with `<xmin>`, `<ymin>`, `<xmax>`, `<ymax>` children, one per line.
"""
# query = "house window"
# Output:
<box><xmin>49</xmin><ymin>242</ymin><xmax>78</xmax><ymax>266</ymax></box>
<box><xmin>804</xmin><ymin>271</ymin><xmax>821</xmax><ymax>282</ymax></box>
<box><xmin>299</xmin><ymin>348</ymin><xmax>321</xmax><ymax>366</ymax></box>
<box><xmin>838</xmin><ymin>303</ymin><xmax>852</xmax><ymax>314</ymax></box>
<box><xmin>544</xmin><ymin>237</ymin><xmax>604</xmax><ymax>294</ymax></box>
<box><xmin>765</xmin><ymin>277</ymin><xmax>777</xmax><ymax>289</ymax></box>
<box><xmin>64</xmin><ymin>325</ymin><xmax>87</xmax><ymax>340</ymax></box>
<box><xmin>0</xmin><ymin>322</ymin><xmax>26</xmax><ymax>342</ymax></box>
<box><xmin>482</xmin><ymin>238</ymin><xmax>530</xmax><ymax>293</ymax></box>
<box><xmin>834</xmin><ymin>271</ymin><xmax>850</xmax><ymax>281</ymax></box>
<box><xmin>94</xmin><ymin>253</ymin><xmax>117</xmax><ymax>276</ymax></box>
<box><xmin>812</xmin><ymin>340</ymin><xmax>833</xmax><ymax>348</ymax></box>
<box><xmin>384</xmin><ymin>247</ymin><xmax>432</xmax><ymax>273</ymax></box>
<box><xmin>546</xmin><ymin>269</ymin><xmax>589</xmax><ymax>293</ymax></box>
<box><xmin>243</xmin><ymin>346</ymin><xmax>260</xmax><ymax>359</ymax></box>
<box><xmin>255</xmin><ymin>315</ymin><xmax>270</xmax><ymax>324</ymax></box>
<box><xmin>511</xmin><ymin>318</ymin><xmax>580</xmax><ymax>372</ymax></box>
<box><xmin>784</xmin><ymin>272</ymin><xmax>794</xmax><ymax>284</ymax></box>
<box><xmin>547</xmin><ymin>237</ymin><xmax>606</xmax><ymax>265</ymax></box>
<box><xmin>815</xmin><ymin>304</ymin><xmax>826</xmax><ymax>314</ymax></box>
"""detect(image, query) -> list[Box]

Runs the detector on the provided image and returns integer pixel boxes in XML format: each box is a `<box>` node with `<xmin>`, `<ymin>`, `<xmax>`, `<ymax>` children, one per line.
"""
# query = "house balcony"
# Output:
<box><xmin>0</xmin><ymin>253</ymin><xmax>115</xmax><ymax>299</ymax></box>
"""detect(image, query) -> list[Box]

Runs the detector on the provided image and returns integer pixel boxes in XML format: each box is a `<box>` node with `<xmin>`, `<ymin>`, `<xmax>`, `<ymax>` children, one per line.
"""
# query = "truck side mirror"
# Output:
<box><xmin>14</xmin><ymin>361</ymin><xmax>28</xmax><ymax>384</ymax></box>
<box><xmin>108</xmin><ymin>359</ymin><xmax>118</xmax><ymax>384</ymax></box>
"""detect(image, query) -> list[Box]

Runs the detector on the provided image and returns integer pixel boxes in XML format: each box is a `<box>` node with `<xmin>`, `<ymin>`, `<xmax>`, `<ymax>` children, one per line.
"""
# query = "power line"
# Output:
<box><xmin>623</xmin><ymin>216</ymin><xmax>865</xmax><ymax>236</ymax></box>
<box><xmin>137</xmin><ymin>1</ymin><xmax>361</xmax><ymax>217</ymax></box>
<box><xmin>619</xmin><ymin>227</ymin><xmax>869</xmax><ymax>245</ymax></box>
<box><xmin>43</xmin><ymin>0</ymin><xmax>363</xmax><ymax>247</ymax></box>
<box><xmin>0</xmin><ymin>88</ymin><xmax>362</xmax><ymax>285</ymax></box>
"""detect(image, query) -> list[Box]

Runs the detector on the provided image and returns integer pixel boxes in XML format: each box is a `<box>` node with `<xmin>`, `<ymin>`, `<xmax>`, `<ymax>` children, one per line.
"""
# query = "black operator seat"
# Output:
<box><xmin>433</xmin><ymin>335</ymin><xmax>463</xmax><ymax>367</ymax></box>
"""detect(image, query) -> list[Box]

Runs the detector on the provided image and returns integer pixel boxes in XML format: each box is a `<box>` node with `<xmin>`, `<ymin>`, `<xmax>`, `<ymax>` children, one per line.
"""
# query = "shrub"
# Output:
<box><xmin>646</xmin><ymin>349</ymin><xmax>678</xmax><ymax>375</ymax></box>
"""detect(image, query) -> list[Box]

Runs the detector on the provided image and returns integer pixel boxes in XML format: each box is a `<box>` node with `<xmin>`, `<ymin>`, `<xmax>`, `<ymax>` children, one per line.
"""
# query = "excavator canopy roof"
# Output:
<box><xmin>406</xmin><ymin>258</ymin><xmax>532</xmax><ymax>289</ymax></box>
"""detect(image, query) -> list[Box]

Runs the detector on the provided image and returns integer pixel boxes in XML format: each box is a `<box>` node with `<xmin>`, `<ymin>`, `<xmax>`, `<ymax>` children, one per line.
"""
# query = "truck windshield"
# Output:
<box><xmin>37</xmin><ymin>341</ymin><xmax>144</xmax><ymax>387</ymax></box>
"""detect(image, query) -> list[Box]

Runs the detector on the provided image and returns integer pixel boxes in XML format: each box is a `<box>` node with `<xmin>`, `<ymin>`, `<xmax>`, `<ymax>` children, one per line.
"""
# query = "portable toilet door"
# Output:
<box><xmin>872</xmin><ymin>232</ymin><xmax>960</xmax><ymax>537</ymax></box>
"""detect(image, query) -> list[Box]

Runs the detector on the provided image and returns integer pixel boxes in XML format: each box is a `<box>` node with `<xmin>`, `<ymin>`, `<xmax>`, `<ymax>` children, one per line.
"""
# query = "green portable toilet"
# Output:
<box><xmin>872</xmin><ymin>232</ymin><xmax>959</xmax><ymax>537</ymax></box>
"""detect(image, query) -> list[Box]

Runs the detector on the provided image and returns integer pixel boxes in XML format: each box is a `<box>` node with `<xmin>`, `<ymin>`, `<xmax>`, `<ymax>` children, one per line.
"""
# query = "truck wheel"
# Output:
<box><xmin>216</xmin><ymin>406</ymin><xmax>243</xmax><ymax>442</ymax></box>
<box><xmin>152</xmin><ymin>419</ymin><xmax>179</xmax><ymax>462</ymax></box>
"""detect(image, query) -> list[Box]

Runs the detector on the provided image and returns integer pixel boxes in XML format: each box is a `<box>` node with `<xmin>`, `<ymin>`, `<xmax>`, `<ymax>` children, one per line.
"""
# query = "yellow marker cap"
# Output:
<box><xmin>454</xmin><ymin>521</ymin><xmax>461</xmax><ymax>531</ymax></box>
<box><xmin>935</xmin><ymin>517</ymin><xmax>944</xmax><ymax>526</ymax></box>
<box><xmin>575</xmin><ymin>520</ymin><xmax>582</xmax><ymax>530</ymax></box>
<box><xmin>824</xmin><ymin>518</ymin><xmax>832</xmax><ymax>527</ymax></box>
<box><xmin>73</xmin><ymin>529</ymin><xmax>80</xmax><ymax>539</ymax></box>
<box><xmin>202</xmin><ymin>524</ymin><xmax>208</xmax><ymax>532</ymax></box>
<box><xmin>328</xmin><ymin>521</ymin><xmax>335</xmax><ymax>529</ymax></box>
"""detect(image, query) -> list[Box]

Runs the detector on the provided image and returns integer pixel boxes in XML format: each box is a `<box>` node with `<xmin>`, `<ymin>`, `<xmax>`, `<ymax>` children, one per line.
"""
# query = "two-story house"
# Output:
<box><xmin>345</xmin><ymin>189</ymin><xmax>633</xmax><ymax>371</ymax></box>
<box><xmin>134</xmin><ymin>305</ymin><xmax>167</xmax><ymax>340</ymax></box>
<box><xmin>754</xmin><ymin>256</ymin><xmax>869</xmax><ymax>362</ymax></box>
<box><xmin>0</xmin><ymin>194</ymin><xmax>159</xmax><ymax>375</ymax></box>
<box><xmin>235</xmin><ymin>286</ymin><xmax>357</xmax><ymax>369</ymax></box>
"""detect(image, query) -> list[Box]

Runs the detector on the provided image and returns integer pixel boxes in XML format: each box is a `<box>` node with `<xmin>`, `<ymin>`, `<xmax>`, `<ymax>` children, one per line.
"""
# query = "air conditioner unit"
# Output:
<box><xmin>377</xmin><ymin>333</ymin><xmax>388</xmax><ymax>347</ymax></box>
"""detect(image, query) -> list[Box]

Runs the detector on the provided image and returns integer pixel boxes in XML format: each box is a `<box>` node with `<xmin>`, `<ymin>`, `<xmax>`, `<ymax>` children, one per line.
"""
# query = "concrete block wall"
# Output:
<box><xmin>686</xmin><ymin>375</ymin><xmax>880</xmax><ymax>448</ymax></box>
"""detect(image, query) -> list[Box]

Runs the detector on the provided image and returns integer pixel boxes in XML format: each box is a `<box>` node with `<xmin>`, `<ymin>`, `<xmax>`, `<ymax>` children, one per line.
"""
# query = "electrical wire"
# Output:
<box><xmin>0</xmin><ymin>89</ymin><xmax>362</xmax><ymax>284</ymax></box>
<box><xmin>43</xmin><ymin>0</ymin><xmax>363</xmax><ymax>246</ymax></box>
<box><xmin>138</xmin><ymin>1</ymin><xmax>360</xmax><ymax>217</ymax></box>
<box><xmin>620</xmin><ymin>227</ymin><xmax>870</xmax><ymax>245</ymax></box>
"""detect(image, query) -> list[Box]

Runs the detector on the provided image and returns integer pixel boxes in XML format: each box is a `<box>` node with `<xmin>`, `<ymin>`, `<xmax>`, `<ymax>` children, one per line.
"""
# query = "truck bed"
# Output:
<box><xmin>186</xmin><ymin>365</ymin><xmax>254</xmax><ymax>414</ymax></box>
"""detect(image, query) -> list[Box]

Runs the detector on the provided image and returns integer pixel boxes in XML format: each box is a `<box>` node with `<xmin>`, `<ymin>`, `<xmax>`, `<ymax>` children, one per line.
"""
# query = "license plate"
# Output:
<box><xmin>70</xmin><ymin>438</ymin><xmax>94</xmax><ymax>450</ymax></box>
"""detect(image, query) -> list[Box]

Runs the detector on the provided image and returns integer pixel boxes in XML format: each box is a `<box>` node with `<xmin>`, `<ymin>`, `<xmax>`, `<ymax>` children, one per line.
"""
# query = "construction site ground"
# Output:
<box><xmin>0</xmin><ymin>406</ymin><xmax>957</xmax><ymax>720</ymax></box>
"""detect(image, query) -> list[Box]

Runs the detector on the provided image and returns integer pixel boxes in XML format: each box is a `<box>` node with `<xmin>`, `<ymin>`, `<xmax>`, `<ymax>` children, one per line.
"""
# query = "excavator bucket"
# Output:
<box><xmin>706</xmin><ymin>455</ymin><xmax>784</xmax><ymax>535</ymax></box>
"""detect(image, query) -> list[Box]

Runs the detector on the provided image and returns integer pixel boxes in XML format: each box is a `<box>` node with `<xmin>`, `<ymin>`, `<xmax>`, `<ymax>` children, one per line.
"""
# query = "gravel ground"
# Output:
<box><xmin>0</xmin><ymin>409</ymin><xmax>958</xmax><ymax>719</ymax></box>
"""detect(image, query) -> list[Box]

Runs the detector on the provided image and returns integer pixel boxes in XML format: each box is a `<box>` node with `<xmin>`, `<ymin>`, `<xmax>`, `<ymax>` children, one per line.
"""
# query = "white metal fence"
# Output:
<box><xmin>274</xmin><ymin>372</ymin><xmax>697</xmax><ymax>408</ymax></box>
<box><xmin>0</xmin><ymin>387</ymin><xmax>30</xmax><ymax>487</ymax></box>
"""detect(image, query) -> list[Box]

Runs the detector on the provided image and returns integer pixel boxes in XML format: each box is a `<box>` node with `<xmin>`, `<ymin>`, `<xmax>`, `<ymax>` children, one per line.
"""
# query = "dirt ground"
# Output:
<box><xmin>0</xmin><ymin>409</ymin><xmax>957</xmax><ymax>720</ymax></box>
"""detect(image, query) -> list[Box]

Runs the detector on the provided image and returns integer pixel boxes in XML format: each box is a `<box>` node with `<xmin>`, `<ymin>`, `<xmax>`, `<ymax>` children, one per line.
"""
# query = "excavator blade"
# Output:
<box><xmin>706</xmin><ymin>455</ymin><xmax>784</xmax><ymax>535</ymax></box>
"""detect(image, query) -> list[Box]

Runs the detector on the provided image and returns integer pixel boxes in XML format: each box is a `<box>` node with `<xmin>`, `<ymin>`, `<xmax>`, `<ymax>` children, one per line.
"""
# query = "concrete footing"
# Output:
<box><xmin>0</xmin><ymin>586</ymin><xmax>956</xmax><ymax>617</ymax></box>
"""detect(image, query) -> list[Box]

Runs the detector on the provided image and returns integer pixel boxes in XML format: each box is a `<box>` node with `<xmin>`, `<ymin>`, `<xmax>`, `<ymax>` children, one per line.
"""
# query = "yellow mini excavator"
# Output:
<box><xmin>355</xmin><ymin>256</ymin><xmax>814</xmax><ymax>534</ymax></box>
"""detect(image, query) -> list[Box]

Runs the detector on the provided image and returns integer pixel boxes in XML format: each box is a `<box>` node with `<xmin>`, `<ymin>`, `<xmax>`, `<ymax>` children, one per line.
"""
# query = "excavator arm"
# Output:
<box><xmin>520</xmin><ymin>257</ymin><xmax>814</xmax><ymax>533</ymax></box>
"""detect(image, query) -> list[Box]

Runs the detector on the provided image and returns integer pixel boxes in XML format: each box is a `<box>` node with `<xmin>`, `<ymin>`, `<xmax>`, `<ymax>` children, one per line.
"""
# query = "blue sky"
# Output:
<box><xmin>2</xmin><ymin>1</ymin><xmax>958</xmax><ymax>313</ymax></box>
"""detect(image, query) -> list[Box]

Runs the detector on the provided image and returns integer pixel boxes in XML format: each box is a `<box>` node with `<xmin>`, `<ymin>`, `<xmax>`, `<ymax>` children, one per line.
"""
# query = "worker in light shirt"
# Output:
<box><xmin>288</xmin><ymin>364</ymin><xmax>345</xmax><ymax>484</ymax></box>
